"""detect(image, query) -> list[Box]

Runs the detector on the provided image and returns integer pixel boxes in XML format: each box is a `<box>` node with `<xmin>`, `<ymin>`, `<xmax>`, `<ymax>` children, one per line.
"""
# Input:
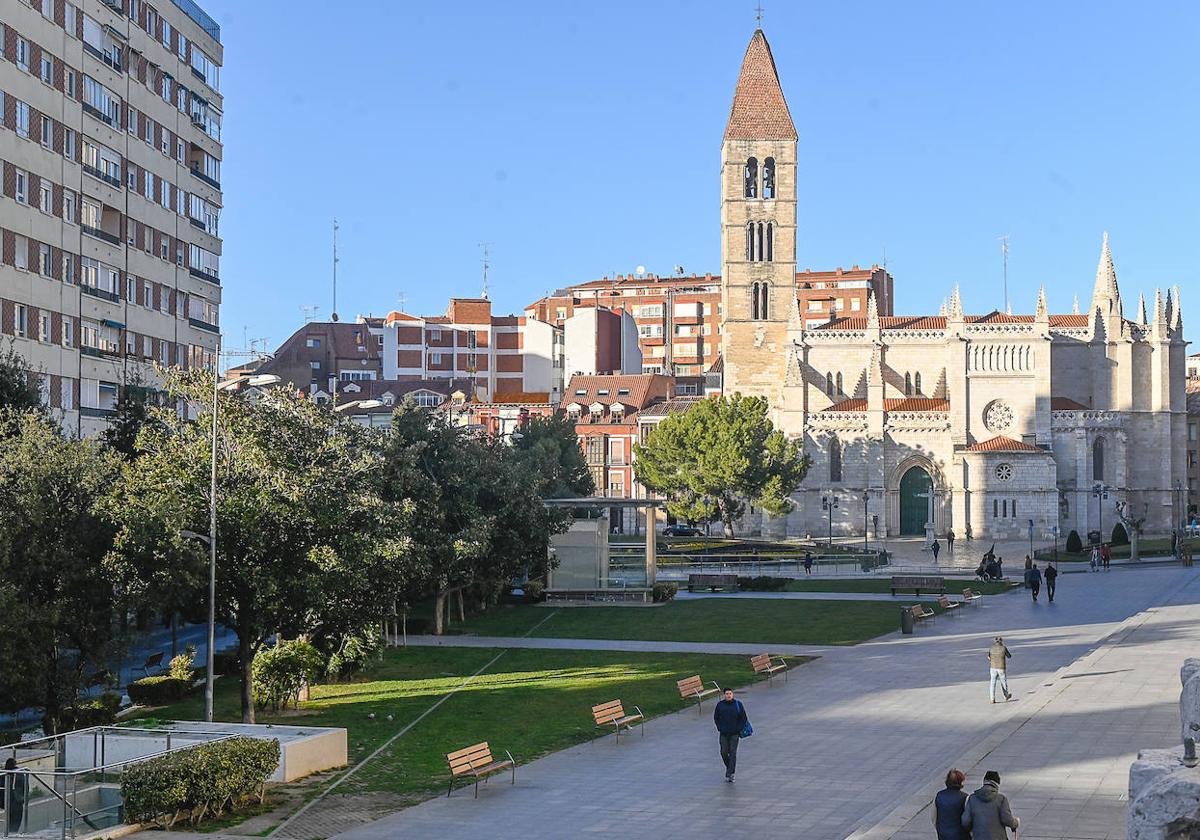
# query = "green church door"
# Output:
<box><xmin>899</xmin><ymin>467</ymin><xmax>932</xmax><ymax>536</ymax></box>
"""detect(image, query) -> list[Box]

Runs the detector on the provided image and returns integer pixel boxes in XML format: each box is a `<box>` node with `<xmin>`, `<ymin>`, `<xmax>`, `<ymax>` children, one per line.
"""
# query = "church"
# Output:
<box><xmin>719</xmin><ymin>30</ymin><xmax>1190</xmax><ymax>542</ymax></box>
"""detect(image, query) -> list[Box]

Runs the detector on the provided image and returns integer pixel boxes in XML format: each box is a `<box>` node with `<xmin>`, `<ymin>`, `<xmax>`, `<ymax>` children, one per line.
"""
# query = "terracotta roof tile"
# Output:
<box><xmin>486</xmin><ymin>391</ymin><xmax>552</xmax><ymax>405</ymax></box>
<box><xmin>884</xmin><ymin>398</ymin><xmax>949</xmax><ymax>411</ymax></box>
<box><xmin>965</xmin><ymin>435</ymin><xmax>1043</xmax><ymax>453</ymax></box>
<box><xmin>724</xmin><ymin>30</ymin><xmax>797</xmax><ymax>141</ymax></box>
<box><xmin>1049</xmin><ymin>314</ymin><xmax>1089</xmax><ymax>327</ymax></box>
<box><xmin>823</xmin><ymin>398</ymin><xmax>867</xmax><ymax>412</ymax></box>
<box><xmin>1051</xmin><ymin>396</ymin><xmax>1089</xmax><ymax>411</ymax></box>
<box><xmin>638</xmin><ymin>397</ymin><xmax>704</xmax><ymax>417</ymax></box>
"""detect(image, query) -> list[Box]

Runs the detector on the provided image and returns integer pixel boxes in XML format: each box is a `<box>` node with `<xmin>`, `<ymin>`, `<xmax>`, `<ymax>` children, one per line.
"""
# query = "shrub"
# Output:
<box><xmin>523</xmin><ymin>581</ymin><xmax>545</xmax><ymax>603</ymax></box>
<box><xmin>128</xmin><ymin>676</ymin><xmax>193</xmax><ymax>706</ymax></box>
<box><xmin>121</xmin><ymin>736</ymin><xmax>280</xmax><ymax>828</ymax></box>
<box><xmin>252</xmin><ymin>639</ymin><xmax>323</xmax><ymax>713</ymax></box>
<box><xmin>213</xmin><ymin>649</ymin><xmax>240</xmax><ymax>676</ymax></box>
<box><xmin>1065</xmin><ymin>530</ymin><xmax>1083</xmax><ymax>553</ymax></box>
<box><xmin>1111</xmin><ymin>523</ymin><xmax>1129</xmax><ymax>546</ymax></box>
<box><xmin>325</xmin><ymin>628</ymin><xmax>384</xmax><ymax>681</ymax></box>
<box><xmin>737</xmin><ymin>576</ymin><xmax>788</xmax><ymax>592</ymax></box>
<box><xmin>169</xmin><ymin>644</ymin><xmax>197</xmax><ymax>682</ymax></box>
<box><xmin>61</xmin><ymin>692</ymin><xmax>122</xmax><ymax>731</ymax></box>
<box><xmin>652</xmin><ymin>582</ymin><xmax>678</xmax><ymax>602</ymax></box>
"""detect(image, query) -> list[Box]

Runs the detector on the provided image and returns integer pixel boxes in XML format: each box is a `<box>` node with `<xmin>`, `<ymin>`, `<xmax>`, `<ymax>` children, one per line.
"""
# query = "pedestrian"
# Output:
<box><xmin>932</xmin><ymin>538</ymin><xmax>941</xmax><ymax>562</ymax></box>
<box><xmin>4</xmin><ymin>758</ymin><xmax>26</xmax><ymax>835</ymax></box>
<box><xmin>996</xmin><ymin>556</ymin><xmax>1004</xmax><ymax>579</ymax></box>
<box><xmin>1044</xmin><ymin>562</ymin><xmax>1058</xmax><ymax>602</ymax></box>
<box><xmin>988</xmin><ymin>636</ymin><xmax>1012</xmax><ymax>703</ymax></box>
<box><xmin>962</xmin><ymin>769</ymin><xmax>1020</xmax><ymax>839</ymax></box>
<box><xmin>1090</xmin><ymin>545</ymin><xmax>1099</xmax><ymax>572</ymax></box>
<box><xmin>965</xmin><ymin>522</ymin><xmax>973</xmax><ymax>541</ymax></box>
<box><xmin>1025</xmin><ymin>562</ymin><xmax>1042</xmax><ymax>602</ymax></box>
<box><xmin>713</xmin><ymin>688</ymin><xmax>750</xmax><ymax>782</ymax></box>
<box><xmin>1101</xmin><ymin>542</ymin><xmax>1111</xmax><ymax>570</ymax></box>
<box><xmin>803</xmin><ymin>553</ymin><xmax>813</xmax><ymax>576</ymax></box>
<box><xmin>1022</xmin><ymin>554</ymin><xmax>1032</xmax><ymax>587</ymax></box>
<box><xmin>932</xmin><ymin>768</ymin><xmax>970</xmax><ymax>840</ymax></box>
<box><xmin>947</xmin><ymin>528</ymin><xmax>956</xmax><ymax>555</ymax></box>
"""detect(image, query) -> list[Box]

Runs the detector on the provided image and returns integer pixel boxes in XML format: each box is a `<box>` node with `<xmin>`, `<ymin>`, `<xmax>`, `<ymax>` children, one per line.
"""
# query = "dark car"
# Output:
<box><xmin>663</xmin><ymin>524</ymin><xmax>702</xmax><ymax>537</ymax></box>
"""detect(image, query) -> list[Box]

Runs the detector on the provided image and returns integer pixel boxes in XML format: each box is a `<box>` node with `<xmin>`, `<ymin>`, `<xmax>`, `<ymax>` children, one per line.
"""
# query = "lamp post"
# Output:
<box><xmin>1051</xmin><ymin>524</ymin><xmax>1059</xmax><ymax>565</ymax></box>
<box><xmin>1028</xmin><ymin>518</ymin><xmax>1034</xmax><ymax>564</ymax></box>
<box><xmin>1092</xmin><ymin>483</ymin><xmax>1109</xmax><ymax>549</ymax></box>
<box><xmin>822</xmin><ymin>493</ymin><xmax>839</xmax><ymax>548</ymax></box>
<box><xmin>861</xmin><ymin>490</ymin><xmax>870</xmax><ymax>552</ymax></box>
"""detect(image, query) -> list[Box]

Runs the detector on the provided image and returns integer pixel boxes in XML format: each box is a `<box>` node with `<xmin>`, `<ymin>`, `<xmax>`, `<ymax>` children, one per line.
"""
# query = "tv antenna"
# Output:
<box><xmin>332</xmin><ymin>219</ymin><xmax>340</xmax><ymax>321</ymax></box>
<box><xmin>397</xmin><ymin>292</ymin><xmax>408</xmax><ymax>312</ymax></box>
<box><xmin>300</xmin><ymin>305</ymin><xmax>321</xmax><ymax>324</ymax></box>
<box><xmin>479</xmin><ymin>242</ymin><xmax>491</xmax><ymax>299</ymax></box>
<box><xmin>998</xmin><ymin>234</ymin><xmax>1010</xmax><ymax>313</ymax></box>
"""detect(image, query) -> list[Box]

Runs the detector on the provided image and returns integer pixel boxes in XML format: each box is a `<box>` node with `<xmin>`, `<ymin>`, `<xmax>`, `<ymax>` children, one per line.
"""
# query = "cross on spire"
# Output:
<box><xmin>755</xmin><ymin>2</ymin><xmax>764</xmax><ymax>26</ymax></box>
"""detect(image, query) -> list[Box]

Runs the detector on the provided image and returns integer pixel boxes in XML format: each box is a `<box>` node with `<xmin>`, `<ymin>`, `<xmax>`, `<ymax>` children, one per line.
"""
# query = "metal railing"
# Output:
<box><xmin>610</xmin><ymin>550</ymin><xmax>890</xmax><ymax>582</ymax></box>
<box><xmin>1</xmin><ymin>727</ymin><xmax>236</xmax><ymax>839</ymax></box>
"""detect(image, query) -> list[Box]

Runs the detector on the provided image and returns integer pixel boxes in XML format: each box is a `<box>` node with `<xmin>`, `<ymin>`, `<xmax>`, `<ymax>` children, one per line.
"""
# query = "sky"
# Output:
<box><xmin>201</xmin><ymin>0</ymin><xmax>1199</xmax><ymax>358</ymax></box>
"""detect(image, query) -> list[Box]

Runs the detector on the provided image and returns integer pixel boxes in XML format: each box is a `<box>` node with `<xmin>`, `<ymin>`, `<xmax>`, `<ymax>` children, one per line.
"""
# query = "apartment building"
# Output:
<box><xmin>524</xmin><ymin>266</ymin><xmax>893</xmax><ymax>376</ymax></box>
<box><xmin>0</xmin><ymin>0</ymin><xmax>223</xmax><ymax>435</ymax></box>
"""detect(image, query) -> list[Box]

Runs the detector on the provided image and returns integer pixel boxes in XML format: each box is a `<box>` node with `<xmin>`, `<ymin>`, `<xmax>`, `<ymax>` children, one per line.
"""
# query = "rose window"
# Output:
<box><xmin>984</xmin><ymin>400</ymin><xmax>1014</xmax><ymax>433</ymax></box>
<box><xmin>995</xmin><ymin>463</ymin><xmax>1014</xmax><ymax>482</ymax></box>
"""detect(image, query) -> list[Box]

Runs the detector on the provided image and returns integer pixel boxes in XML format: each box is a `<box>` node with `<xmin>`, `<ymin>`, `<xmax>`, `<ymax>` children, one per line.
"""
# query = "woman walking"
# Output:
<box><xmin>932</xmin><ymin>768</ymin><xmax>970</xmax><ymax>840</ymax></box>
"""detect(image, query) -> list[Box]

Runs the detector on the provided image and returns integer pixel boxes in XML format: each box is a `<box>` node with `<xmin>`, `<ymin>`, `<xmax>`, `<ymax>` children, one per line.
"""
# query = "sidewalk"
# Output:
<box><xmin>329</xmin><ymin>565</ymin><xmax>1199</xmax><ymax>840</ymax></box>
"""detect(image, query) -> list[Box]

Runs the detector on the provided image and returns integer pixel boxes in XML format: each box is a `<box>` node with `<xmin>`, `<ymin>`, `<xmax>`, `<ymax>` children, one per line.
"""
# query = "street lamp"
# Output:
<box><xmin>200</xmin><ymin>368</ymin><xmax>280</xmax><ymax>722</ymax></box>
<box><xmin>861</xmin><ymin>490</ymin><xmax>870</xmax><ymax>552</ymax></box>
<box><xmin>1051</xmin><ymin>524</ymin><xmax>1059</xmax><ymax>565</ymax></box>
<box><xmin>822</xmin><ymin>493</ymin><xmax>839</xmax><ymax>548</ymax></box>
<box><xmin>1092</xmin><ymin>483</ymin><xmax>1109</xmax><ymax>549</ymax></box>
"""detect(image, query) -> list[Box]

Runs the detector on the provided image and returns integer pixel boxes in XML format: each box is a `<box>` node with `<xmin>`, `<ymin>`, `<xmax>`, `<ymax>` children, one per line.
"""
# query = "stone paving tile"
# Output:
<box><xmin>317</xmin><ymin>565</ymin><xmax>1200</xmax><ymax>840</ymax></box>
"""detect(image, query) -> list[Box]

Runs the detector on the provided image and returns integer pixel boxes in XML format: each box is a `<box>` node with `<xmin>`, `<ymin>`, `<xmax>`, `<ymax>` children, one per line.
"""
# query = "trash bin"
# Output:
<box><xmin>900</xmin><ymin>605</ymin><xmax>914</xmax><ymax>635</ymax></box>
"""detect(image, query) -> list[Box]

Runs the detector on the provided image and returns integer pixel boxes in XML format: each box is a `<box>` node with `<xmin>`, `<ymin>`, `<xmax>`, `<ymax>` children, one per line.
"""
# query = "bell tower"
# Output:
<box><xmin>720</xmin><ymin>28</ymin><xmax>798</xmax><ymax>408</ymax></box>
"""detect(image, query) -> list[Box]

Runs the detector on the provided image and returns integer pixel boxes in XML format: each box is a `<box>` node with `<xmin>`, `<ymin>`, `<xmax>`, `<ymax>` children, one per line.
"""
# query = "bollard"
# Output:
<box><xmin>900</xmin><ymin>606</ymin><xmax>914</xmax><ymax>635</ymax></box>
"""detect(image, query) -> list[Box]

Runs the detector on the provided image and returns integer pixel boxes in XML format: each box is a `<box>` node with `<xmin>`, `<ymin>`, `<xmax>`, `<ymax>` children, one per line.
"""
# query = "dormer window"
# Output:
<box><xmin>597</xmin><ymin>389</ymin><xmax>610</xmax><ymax>396</ymax></box>
<box><xmin>617</xmin><ymin>388</ymin><xmax>630</xmax><ymax>396</ymax></box>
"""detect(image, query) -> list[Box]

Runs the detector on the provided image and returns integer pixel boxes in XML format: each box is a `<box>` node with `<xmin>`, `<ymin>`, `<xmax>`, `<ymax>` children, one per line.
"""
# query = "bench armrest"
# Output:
<box><xmin>632</xmin><ymin>705</ymin><xmax>644</xmax><ymax>719</ymax></box>
<box><xmin>504</xmin><ymin>748</ymin><xmax>516</xmax><ymax>767</ymax></box>
<box><xmin>710</xmin><ymin>680</ymin><xmax>722</xmax><ymax>693</ymax></box>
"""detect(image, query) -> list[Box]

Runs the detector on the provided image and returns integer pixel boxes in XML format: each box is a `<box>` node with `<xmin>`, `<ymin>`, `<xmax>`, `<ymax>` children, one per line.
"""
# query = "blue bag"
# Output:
<box><xmin>737</xmin><ymin>700</ymin><xmax>753</xmax><ymax>738</ymax></box>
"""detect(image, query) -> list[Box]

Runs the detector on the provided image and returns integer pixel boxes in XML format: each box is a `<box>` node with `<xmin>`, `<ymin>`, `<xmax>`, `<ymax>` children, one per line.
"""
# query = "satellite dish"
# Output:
<box><xmin>635</xmin><ymin>265</ymin><xmax>646</xmax><ymax>276</ymax></box>
<box><xmin>674</xmin><ymin>265</ymin><xmax>685</xmax><ymax>275</ymax></box>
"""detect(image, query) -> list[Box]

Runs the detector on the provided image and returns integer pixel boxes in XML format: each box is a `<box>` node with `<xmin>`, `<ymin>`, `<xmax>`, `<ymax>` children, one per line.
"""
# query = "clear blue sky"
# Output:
<box><xmin>204</xmin><ymin>0</ymin><xmax>1198</xmax><ymax>356</ymax></box>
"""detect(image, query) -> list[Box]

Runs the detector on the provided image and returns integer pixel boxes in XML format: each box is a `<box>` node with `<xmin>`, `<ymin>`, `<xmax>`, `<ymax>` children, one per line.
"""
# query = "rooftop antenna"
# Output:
<box><xmin>300</xmin><ymin>305</ymin><xmax>320</xmax><ymax>324</ymax></box>
<box><xmin>755</xmin><ymin>2</ymin><xmax>764</xmax><ymax>27</ymax></box>
<box><xmin>998</xmin><ymin>234</ymin><xmax>1010</xmax><ymax>313</ymax></box>
<box><xmin>479</xmin><ymin>242</ymin><xmax>491</xmax><ymax>300</ymax></box>
<box><xmin>397</xmin><ymin>292</ymin><xmax>408</xmax><ymax>312</ymax></box>
<box><xmin>332</xmin><ymin>219</ymin><xmax>340</xmax><ymax>322</ymax></box>
<box><xmin>881</xmin><ymin>245</ymin><xmax>888</xmax><ymax>273</ymax></box>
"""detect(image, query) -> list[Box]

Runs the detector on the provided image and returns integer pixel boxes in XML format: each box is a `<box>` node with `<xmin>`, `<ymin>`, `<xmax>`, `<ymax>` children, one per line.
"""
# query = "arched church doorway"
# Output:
<box><xmin>899</xmin><ymin>466</ymin><xmax>932</xmax><ymax>536</ymax></box>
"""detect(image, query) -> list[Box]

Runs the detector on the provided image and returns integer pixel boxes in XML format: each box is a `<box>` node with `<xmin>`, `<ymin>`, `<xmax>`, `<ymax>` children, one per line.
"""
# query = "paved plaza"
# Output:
<box><xmin>330</xmin><ymin>565</ymin><xmax>1197</xmax><ymax>840</ymax></box>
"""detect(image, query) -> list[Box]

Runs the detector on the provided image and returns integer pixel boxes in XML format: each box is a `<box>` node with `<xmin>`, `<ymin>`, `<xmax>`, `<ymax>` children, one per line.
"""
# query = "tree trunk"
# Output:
<box><xmin>433</xmin><ymin>590</ymin><xmax>446</xmax><ymax>635</ymax></box>
<box><xmin>456</xmin><ymin>588</ymin><xmax>465</xmax><ymax>623</ymax></box>
<box><xmin>1131</xmin><ymin>528</ymin><xmax>1140</xmax><ymax>562</ymax></box>
<box><xmin>238</xmin><ymin>632</ymin><xmax>255</xmax><ymax>724</ymax></box>
<box><xmin>719</xmin><ymin>501</ymin><xmax>736</xmax><ymax>538</ymax></box>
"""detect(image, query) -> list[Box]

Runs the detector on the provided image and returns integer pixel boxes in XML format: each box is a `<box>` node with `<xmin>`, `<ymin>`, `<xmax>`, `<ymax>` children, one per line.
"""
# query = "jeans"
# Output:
<box><xmin>990</xmin><ymin>667</ymin><xmax>1010</xmax><ymax>701</ymax></box>
<box><xmin>1047</xmin><ymin>578</ymin><xmax>1056</xmax><ymax>600</ymax></box>
<box><xmin>719</xmin><ymin>732</ymin><xmax>740</xmax><ymax>776</ymax></box>
<box><xmin>1031</xmin><ymin>582</ymin><xmax>1040</xmax><ymax>601</ymax></box>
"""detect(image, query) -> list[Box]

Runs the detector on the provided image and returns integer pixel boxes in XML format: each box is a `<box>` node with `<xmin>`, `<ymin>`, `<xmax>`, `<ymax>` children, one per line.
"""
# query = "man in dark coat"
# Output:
<box><xmin>712</xmin><ymin>688</ymin><xmax>749</xmax><ymax>782</ymax></box>
<box><xmin>1044</xmin><ymin>562</ymin><xmax>1058</xmax><ymax>602</ymax></box>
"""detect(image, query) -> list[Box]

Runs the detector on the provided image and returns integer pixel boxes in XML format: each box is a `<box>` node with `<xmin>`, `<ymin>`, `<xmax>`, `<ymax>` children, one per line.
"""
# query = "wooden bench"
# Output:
<box><xmin>445</xmin><ymin>741</ymin><xmax>516</xmax><ymax>798</ymax></box>
<box><xmin>937</xmin><ymin>595</ymin><xmax>961</xmax><ymax>615</ymax></box>
<box><xmin>134</xmin><ymin>651</ymin><xmax>165</xmax><ymax>679</ymax></box>
<box><xmin>909</xmin><ymin>604</ymin><xmax>935</xmax><ymax>625</ymax></box>
<box><xmin>890</xmin><ymin>575</ymin><xmax>946</xmax><ymax>596</ymax></box>
<box><xmin>677</xmin><ymin>675</ymin><xmax>721</xmax><ymax>712</ymax></box>
<box><xmin>687</xmin><ymin>573</ymin><xmax>739</xmax><ymax>593</ymax></box>
<box><xmin>591</xmin><ymin>699</ymin><xmax>644</xmax><ymax>743</ymax></box>
<box><xmin>751</xmin><ymin>653</ymin><xmax>788</xmax><ymax>685</ymax></box>
<box><xmin>961</xmin><ymin>588</ymin><xmax>983</xmax><ymax>606</ymax></box>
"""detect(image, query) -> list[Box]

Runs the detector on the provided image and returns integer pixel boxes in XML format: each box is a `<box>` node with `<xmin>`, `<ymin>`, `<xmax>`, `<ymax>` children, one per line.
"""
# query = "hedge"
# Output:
<box><xmin>652</xmin><ymin>582</ymin><xmax>678</xmax><ymax>602</ymax></box>
<box><xmin>127</xmin><ymin>675</ymin><xmax>193</xmax><ymax>707</ymax></box>
<box><xmin>121</xmin><ymin>736</ymin><xmax>280</xmax><ymax>828</ymax></box>
<box><xmin>737</xmin><ymin>575</ymin><xmax>789</xmax><ymax>592</ymax></box>
<box><xmin>61</xmin><ymin>692</ymin><xmax>122</xmax><ymax>731</ymax></box>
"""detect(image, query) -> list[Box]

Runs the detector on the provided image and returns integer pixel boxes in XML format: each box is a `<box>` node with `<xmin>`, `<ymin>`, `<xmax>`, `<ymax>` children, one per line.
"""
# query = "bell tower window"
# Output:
<box><xmin>750</xmin><ymin>282</ymin><xmax>769</xmax><ymax>321</ymax></box>
<box><xmin>766</xmin><ymin>223</ymin><xmax>773</xmax><ymax>262</ymax></box>
<box><xmin>763</xmin><ymin>157</ymin><xmax>775</xmax><ymax>199</ymax></box>
<box><xmin>746</xmin><ymin>222</ymin><xmax>754</xmax><ymax>261</ymax></box>
<box><xmin>744</xmin><ymin>157</ymin><xmax>758</xmax><ymax>198</ymax></box>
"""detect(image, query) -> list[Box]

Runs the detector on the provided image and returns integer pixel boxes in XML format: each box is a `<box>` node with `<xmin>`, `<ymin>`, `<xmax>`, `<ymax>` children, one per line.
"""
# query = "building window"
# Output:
<box><xmin>1011</xmin><ymin>499</ymin><xmax>1017</xmax><ymax>518</ymax></box>
<box><xmin>756</xmin><ymin>222</ymin><xmax>764</xmax><ymax>262</ymax></box>
<box><xmin>39</xmin><ymin>244</ymin><xmax>51</xmax><ymax>276</ymax></box>
<box><xmin>829</xmin><ymin>437</ymin><xmax>842</xmax><ymax>482</ymax></box>
<box><xmin>826</xmin><ymin>372</ymin><xmax>834</xmax><ymax>395</ymax></box>
<box><xmin>914</xmin><ymin>372</ymin><xmax>922</xmax><ymax>394</ymax></box>
<box><xmin>14</xmin><ymin>305</ymin><xmax>27</xmax><ymax>337</ymax></box>
<box><xmin>744</xmin><ymin>157</ymin><xmax>758</xmax><ymax>198</ymax></box>
<box><xmin>306</xmin><ymin>338</ymin><xmax>321</xmax><ymax>348</ymax></box>
<box><xmin>62</xmin><ymin>319</ymin><xmax>72</xmax><ymax>347</ymax></box>
<box><xmin>16</xmin><ymin>39</ymin><xmax>29</xmax><ymax>72</ymax></box>
<box><xmin>1093</xmin><ymin>437</ymin><xmax>1105</xmax><ymax>481</ymax></box>
<box><xmin>836</xmin><ymin>372</ymin><xmax>843</xmax><ymax>394</ymax></box>
<box><xmin>15</xmin><ymin>101</ymin><xmax>29</xmax><ymax>138</ymax></box>
<box><xmin>14</xmin><ymin>236</ymin><xmax>27</xmax><ymax>271</ymax></box>
<box><xmin>904</xmin><ymin>372</ymin><xmax>912</xmax><ymax>396</ymax></box>
<box><xmin>14</xmin><ymin>170</ymin><xmax>28</xmax><ymax>204</ymax></box>
<box><xmin>64</xmin><ymin>128</ymin><xmax>75</xmax><ymax>159</ymax></box>
<box><xmin>762</xmin><ymin>157</ymin><xmax>775</xmax><ymax>199</ymax></box>
<box><xmin>765</xmin><ymin>222</ymin><xmax>773</xmax><ymax>262</ymax></box>
<box><xmin>40</xmin><ymin>55</ymin><xmax>52</xmax><ymax>85</ymax></box>
<box><xmin>39</xmin><ymin>181</ymin><xmax>52</xmax><ymax>213</ymax></box>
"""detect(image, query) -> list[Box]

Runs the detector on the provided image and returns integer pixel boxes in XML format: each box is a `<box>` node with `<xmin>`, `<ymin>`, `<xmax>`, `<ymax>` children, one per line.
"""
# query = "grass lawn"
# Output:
<box><xmin>1037</xmin><ymin>537</ymin><xmax>1177</xmax><ymax>562</ymax></box>
<box><xmin>779</xmin><ymin>579</ymin><xmax>1017</xmax><ymax>595</ymax></box>
<box><xmin>446</xmin><ymin>598</ymin><xmax>939</xmax><ymax>645</ymax></box>
<box><xmin>129</xmin><ymin>646</ymin><xmax>778</xmax><ymax>800</ymax></box>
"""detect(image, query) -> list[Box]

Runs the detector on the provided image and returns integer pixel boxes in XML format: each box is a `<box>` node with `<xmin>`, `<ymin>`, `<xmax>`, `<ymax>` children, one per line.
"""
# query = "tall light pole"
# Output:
<box><xmin>822</xmin><ymin>493</ymin><xmax>838</xmax><ymax>548</ymax></box>
<box><xmin>861</xmin><ymin>490</ymin><xmax>870</xmax><ymax>552</ymax></box>
<box><xmin>1092</xmin><ymin>483</ymin><xmax>1109</xmax><ymax>548</ymax></box>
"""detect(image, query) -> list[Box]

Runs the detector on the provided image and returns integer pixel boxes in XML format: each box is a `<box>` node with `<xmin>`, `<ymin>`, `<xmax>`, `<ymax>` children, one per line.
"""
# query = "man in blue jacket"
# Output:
<box><xmin>713</xmin><ymin>688</ymin><xmax>749</xmax><ymax>782</ymax></box>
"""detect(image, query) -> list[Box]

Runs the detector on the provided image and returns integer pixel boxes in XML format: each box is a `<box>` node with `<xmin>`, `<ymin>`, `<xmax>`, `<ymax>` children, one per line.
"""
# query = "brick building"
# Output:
<box><xmin>0</xmin><ymin>0</ymin><xmax>224</xmax><ymax>435</ymax></box>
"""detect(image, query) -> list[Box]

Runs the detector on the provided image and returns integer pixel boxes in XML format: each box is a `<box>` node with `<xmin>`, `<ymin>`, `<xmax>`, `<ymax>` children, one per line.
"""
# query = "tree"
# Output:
<box><xmin>100</xmin><ymin>379</ymin><xmax>164</xmax><ymax>459</ymax></box>
<box><xmin>510</xmin><ymin>412</ymin><xmax>595</xmax><ymax>499</ymax></box>
<box><xmin>0</xmin><ymin>411</ymin><xmax>122</xmax><ymax>734</ymax></box>
<box><xmin>0</xmin><ymin>342</ymin><xmax>41</xmax><ymax>414</ymax></box>
<box><xmin>633</xmin><ymin>394</ymin><xmax>810</xmax><ymax>536</ymax></box>
<box><xmin>107</xmin><ymin>372</ymin><xmax>411</xmax><ymax>723</ymax></box>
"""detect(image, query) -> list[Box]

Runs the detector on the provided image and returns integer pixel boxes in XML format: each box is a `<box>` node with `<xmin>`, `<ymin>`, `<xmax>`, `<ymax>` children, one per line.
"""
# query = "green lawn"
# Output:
<box><xmin>1036</xmin><ymin>538</ymin><xmax>1177</xmax><ymax>562</ymax></box>
<box><xmin>447</xmin><ymin>598</ymin><xmax>937</xmax><ymax>645</ymax></box>
<box><xmin>129</xmin><ymin>646</ymin><xmax>779</xmax><ymax>800</ymax></box>
<box><xmin>779</xmin><ymin>579</ymin><xmax>1017</xmax><ymax>595</ymax></box>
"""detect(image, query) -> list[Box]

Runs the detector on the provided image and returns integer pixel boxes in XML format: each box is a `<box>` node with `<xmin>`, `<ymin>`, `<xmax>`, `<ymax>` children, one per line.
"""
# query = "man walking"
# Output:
<box><xmin>962</xmin><ymin>770</ymin><xmax>1020</xmax><ymax>839</ymax></box>
<box><xmin>988</xmin><ymin>636</ymin><xmax>1012</xmax><ymax>703</ymax></box>
<box><xmin>713</xmin><ymin>688</ymin><xmax>749</xmax><ymax>782</ymax></box>
<box><xmin>931</xmin><ymin>538</ymin><xmax>941</xmax><ymax>562</ymax></box>
<box><xmin>1101</xmin><ymin>542</ymin><xmax>1111</xmax><ymax>570</ymax></box>
<box><xmin>1025</xmin><ymin>562</ymin><xmax>1042</xmax><ymax>602</ymax></box>
<box><xmin>1044</xmin><ymin>562</ymin><xmax>1058</xmax><ymax>602</ymax></box>
<box><xmin>947</xmin><ymin>528</ymin><xmax>956</xmax><ymax>555</ymax></box>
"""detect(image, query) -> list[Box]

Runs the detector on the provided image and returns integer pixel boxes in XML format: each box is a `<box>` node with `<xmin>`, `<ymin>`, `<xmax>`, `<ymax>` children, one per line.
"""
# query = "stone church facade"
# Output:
<box><xmin>720</xmin><ymin>30</ymin><xmax>1189</xmax><ymax>541</ymax></box>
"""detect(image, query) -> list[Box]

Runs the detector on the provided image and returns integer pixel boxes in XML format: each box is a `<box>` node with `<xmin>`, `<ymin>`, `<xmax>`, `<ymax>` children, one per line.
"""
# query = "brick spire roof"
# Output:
<box><xmin>724</xmin><ymin>29</ymin><xmax>797</xmax><ymax>141</ymax></box>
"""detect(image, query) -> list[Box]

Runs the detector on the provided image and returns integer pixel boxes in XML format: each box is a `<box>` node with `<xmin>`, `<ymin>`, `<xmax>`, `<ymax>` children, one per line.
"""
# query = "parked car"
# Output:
<box><xmin>663</xmin><ymin>524</ymin><xmax>703</xmax><ymax>537</ymax></box>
